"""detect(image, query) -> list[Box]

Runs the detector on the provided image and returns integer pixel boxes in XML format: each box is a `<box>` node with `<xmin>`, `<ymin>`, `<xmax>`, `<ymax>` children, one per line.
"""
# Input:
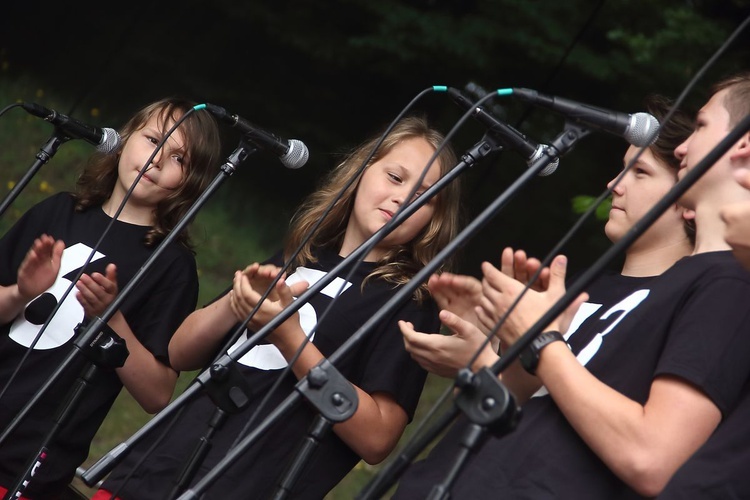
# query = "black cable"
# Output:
<box><xmin>467</xmin><ymin>0</ymin><xmax>607</xmax><ymax>199</ymax></box>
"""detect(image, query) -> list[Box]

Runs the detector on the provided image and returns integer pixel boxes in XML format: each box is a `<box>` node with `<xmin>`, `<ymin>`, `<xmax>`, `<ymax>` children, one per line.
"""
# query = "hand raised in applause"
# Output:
<box><xmin>478</xmin><ymin>248</ymin><xmax>587</xmax><ymax>348</ymax></box>
<box><xmin>400</xmin><ymin>272</ymin><xmax>498</xmax><ymax>378</ymax></box>
<box><xmin>76</xmin><ymin>264</ymin><xmax>118</xmax><ymax>318</ymax></box>
<box><xmin>229</xmin><ymin>263</ymin><xmax>309</xmax><ymax>342</ymax></box>
<box><xmin>17</xmin><ymin>234</ymin><xmax>65</xmax><ymax>301</ymax></box>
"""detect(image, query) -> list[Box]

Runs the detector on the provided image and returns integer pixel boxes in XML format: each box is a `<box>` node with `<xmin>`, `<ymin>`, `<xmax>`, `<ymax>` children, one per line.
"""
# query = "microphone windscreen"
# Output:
<box><xmin>626</xmin><ymin>113</ymin><xmax>660</xmax><ymax>148</ymax></box>
<box><xmin>97</xmin><ymin>128</ymin><xmax>121</xmax><ymax>154</ymax></box>
<box><xmin>281</xmin><ymin>139</ymin><xmax>309</xmax><ymax>169</ymax></box>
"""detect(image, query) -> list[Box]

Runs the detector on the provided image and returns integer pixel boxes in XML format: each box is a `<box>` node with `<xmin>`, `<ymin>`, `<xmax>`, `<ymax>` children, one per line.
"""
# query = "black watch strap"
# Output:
<box><xmin>519</xmin><ymin>330</ymin><xmax>565</xmax><ymax>375</ymax></box>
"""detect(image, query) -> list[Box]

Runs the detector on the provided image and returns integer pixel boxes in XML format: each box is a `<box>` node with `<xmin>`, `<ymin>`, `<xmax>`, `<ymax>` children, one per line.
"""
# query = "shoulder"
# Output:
<box><xmin>659</xmin><ymin>251</ymin><xmax>750</xmax><ymax>293</ymax></box>
<box><xmin>162</xmin><ymin>240</ymin><xmax>198</xmax><ymax>270</ymax></box>
<box><xmin>28</xmin><ymin>191</ymin><xmax>77</xmax><ymax>214</ymax></box>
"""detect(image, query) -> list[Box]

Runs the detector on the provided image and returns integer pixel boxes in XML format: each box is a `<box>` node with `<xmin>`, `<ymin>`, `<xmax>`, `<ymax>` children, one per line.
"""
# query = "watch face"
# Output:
<box><xmin>521</xmin><ymin>331</ymin><xmax>564</xmax><ymax>375</ymax></box>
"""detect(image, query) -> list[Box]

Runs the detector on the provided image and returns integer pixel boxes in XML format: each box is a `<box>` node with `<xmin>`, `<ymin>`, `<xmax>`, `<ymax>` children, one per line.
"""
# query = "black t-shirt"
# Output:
<box><xmin>102</xmin><ymin>248</ymin><xmax>438</xmax><ymax>500</ymax></box>
<box><xmin>393</xmin><ymin>252</ymin><xmax>750</xmax><ymax>499</ymax></box>
<box><xmin>658</xmin><ymin>376</ymin><xmax>750</xmax><ymax>499</ymax></box>
<box><xmin>0</xmin><ymin>193</ymin><xmax>198</xmax><ymax>498</ymax></box>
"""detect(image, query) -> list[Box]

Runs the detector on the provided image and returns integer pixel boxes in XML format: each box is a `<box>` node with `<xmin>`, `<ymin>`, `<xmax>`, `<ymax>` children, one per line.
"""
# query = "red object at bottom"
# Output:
<box><xmin>0</xmin><ymin>485</ymin><xmax>31</xmax><ymax>500</ymax></box>
<box><xmin>91</xmin><ymin>489</ymin><xmax>123</xmax><ymax>500</ymax></box>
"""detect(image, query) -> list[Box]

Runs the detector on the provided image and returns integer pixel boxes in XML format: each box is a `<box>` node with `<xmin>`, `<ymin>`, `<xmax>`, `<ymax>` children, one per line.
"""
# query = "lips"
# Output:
<box><xmin>379</xmin><ymin>208</ymin><xmax>394</xmax><ymax>220</ymax></box>
<box><xmin>137</xmin><ymin>169</ymin><xmax>155</xmax><ymax>184</ymax></box>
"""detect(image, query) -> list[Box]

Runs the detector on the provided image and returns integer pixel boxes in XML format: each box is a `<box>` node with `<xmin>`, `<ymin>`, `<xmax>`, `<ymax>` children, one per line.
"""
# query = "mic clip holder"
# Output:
<box><xmin>296</xmin><ymin>359</ymin><xmax>358</xmax><ymax>423</ymax></box>
<box><xmin>559</xmin><ymin>121</ymin><xmax>593</xmax><ymax>153</ymax></box>
<box><xmin>220</xmin><ymin>139</ymin><xmax>258</xmax><ymax>177</ymax></box>
<box><xmin>468</xmin><ymin>134</ymin><xmax>504</xmax><ymax>165</ymax></box>
<box><xmin>75</xmin><ymin>319</ymin><xmax>129</xmax><ymax>369</ymax></box>
<box><xmin>203</xmin><ymin>361</ymin><xmax>254</xmax><ymax>414</ymax></box>
<box><xmin>453</xmin><ymin>367</ymin><xmax>520</xmax><ymax>438</ymax></box>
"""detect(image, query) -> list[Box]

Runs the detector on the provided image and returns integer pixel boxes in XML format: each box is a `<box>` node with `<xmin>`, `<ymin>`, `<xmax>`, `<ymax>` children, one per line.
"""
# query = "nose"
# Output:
<box><xmin>148</xmin><ymin>146</ymin><xmax>165</xmax><ymax>171</ymax></box>
<box><xmin>392</xmin><ymin>186</ymin><xmax>408</xmax><ymax>206</ymax></box>
<box><xmin>607</xmin><ymin>174</ymin><xmax>625</xmax><ymax>195</ymax></box>
<box><xmin>674</xmin><ymin>136</ymin><xmax>689</xmax><ymax>162</ymax></box>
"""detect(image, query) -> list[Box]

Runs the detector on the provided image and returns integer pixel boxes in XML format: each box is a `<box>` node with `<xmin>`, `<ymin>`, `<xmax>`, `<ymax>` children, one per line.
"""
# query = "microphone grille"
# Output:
<box><xmin>626</xmin><ymin>113</ymin><xmax>660</xmax><ymax>148</ymax></box>
<box><xmin>97</xmin><ymin>128</ymin><xmax>122</xmax><ymax>154</ymax></box>
<box><xmin>281</xmin><ymin>139</ymin><xmax>309</xmax><ymax>169</ymax></box>
<box><xmin>528</xmin><ymin>145</ymin><xmax>559</xmax><ymax>176</ymax></box>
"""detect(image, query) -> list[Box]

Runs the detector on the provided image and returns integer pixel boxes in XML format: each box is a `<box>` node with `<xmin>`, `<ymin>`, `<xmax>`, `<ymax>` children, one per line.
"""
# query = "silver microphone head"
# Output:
<box><xmin>528</xmin><ymin>144</ymin><xmax>560</xmax><ymax>177</ymax></box>
<box><xmin>626</xmin><ymin>113</ymin><xmax>660</xmax><ymax>148</ymax></box>
<box><xmin>97</xmin><ymin>128</ymin><xmax>121</xmax><ymax>154</ymax></box>
<box><xmin>281</xmin><ymin>139</ymin><xmax>309</xmax><ymax>169</ymax></box>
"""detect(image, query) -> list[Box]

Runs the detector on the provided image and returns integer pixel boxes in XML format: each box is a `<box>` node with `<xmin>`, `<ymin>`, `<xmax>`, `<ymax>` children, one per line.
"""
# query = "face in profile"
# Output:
<box><xmin>605</xmin><ymin>145</ymin><xmax>688</xmax><ymax>250</ymax></box>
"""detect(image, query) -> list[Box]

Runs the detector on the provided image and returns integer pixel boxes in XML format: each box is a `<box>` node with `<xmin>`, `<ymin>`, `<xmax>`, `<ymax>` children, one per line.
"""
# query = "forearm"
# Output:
<box><xmin>537</xmin><ymin>343</ymin><xmax>719</xmax><ymax>496</ymax></box>
<box><xmin>109</xmin><ymin>312</ymin><xmax>178</xmax><ymax>413</ymax></box>
<box><xmin>0</xmin><ymin>284</ymin><xmax>29</xmax><ymax>324</ymax></box>
<box><xmin>169</xmin><ymin>295</ymin><xmax>237</xmax><ymax>371</ymax></box>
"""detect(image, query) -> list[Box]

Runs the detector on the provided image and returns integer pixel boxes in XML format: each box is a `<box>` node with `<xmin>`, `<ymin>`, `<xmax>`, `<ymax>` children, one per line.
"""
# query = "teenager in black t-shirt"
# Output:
<box><xmin>658</xmin><ymin>72</ymin><xmax>750</xmax><ymax>500</ymax></box>
<box><xmin>0</xmin><ymin>99</ymin><xmax>221</xmax><ymax>498</ymax></box>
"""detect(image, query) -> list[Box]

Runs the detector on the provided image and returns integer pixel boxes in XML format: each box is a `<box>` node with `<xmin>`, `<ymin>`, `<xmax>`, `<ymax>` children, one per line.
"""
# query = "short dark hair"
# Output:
<box><xmin>711</xmin><ymin>71</ymin><xmax>750</xmax><ymax>128</ymax></box>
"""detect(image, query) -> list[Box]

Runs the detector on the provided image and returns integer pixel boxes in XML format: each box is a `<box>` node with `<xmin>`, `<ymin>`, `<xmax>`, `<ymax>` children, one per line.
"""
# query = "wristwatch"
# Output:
<box><xmin>519</xmin><ymin>330</ymin><xmax>565</xmax><ymax>375</ymax></box>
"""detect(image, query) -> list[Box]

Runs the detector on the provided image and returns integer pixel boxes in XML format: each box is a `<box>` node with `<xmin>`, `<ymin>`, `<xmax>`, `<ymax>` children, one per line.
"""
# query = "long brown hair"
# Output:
<box><xmin>74</xmin><ymin>98</ymin><xmax>222</xmax><ymax>248</ymax></box>
<box><xmin>284</xmin><ymin>116</ymin><xmax>462</xmax><ymax>301</ymax></box>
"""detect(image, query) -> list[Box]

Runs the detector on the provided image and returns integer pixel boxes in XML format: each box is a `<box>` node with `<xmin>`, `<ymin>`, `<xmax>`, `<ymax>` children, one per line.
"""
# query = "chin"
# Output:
<box><xmin>604</xmin><ymin>224</ymin><xmax>620</xmax><ymax>242</ymax></box>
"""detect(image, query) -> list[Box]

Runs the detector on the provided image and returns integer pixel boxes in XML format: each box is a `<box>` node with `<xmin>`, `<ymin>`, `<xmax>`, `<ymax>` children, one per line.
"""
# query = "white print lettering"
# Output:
<box><xmin>9</xmin><ymin>243</ymin><xmax>103</xmax><ymax>350</ymax></box>
<box><xmin>229</xmin><ymin>267</ymin><xmax>353</xmax><ymax>370</ymax></box>
<box><xmin>532</xmin><ymin>288</ymin><xmax>650</xmax><ymax>398</ymax></box>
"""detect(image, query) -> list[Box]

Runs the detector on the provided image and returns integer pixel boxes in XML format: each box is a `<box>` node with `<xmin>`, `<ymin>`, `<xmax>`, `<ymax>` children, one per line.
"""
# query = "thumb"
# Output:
<box><xmin>105</xmin><ymin>263</ymin><xmax>118</xmax><ymax>283</ymax></box>
<box><xmin>548</xmin><ymin>255</ymin><xmax>568</xmax><ymax>294</ymax></box>
<box><xmin>52</xmin><ymin>240</ymin><xmax>65</xmax><ymax>263</ymax></box>
<box><xmin>439</xmin><ymin>309</ymin><xmax>473</xmax><ymax>338</ymax></box>
<box><xmin>288</xmin><ymin>280</ymin><xmax>309</xmax><ymax>297</ymax></box>
<box><xmin>398</xmin><ymin>320</ymin><xmax>416</xmax><ymax>338</ymax></box>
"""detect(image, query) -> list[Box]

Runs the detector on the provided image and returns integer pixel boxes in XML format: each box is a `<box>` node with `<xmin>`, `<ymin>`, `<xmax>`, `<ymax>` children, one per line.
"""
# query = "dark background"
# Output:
<box><xmin>2</xmin><ymin>0</ymin><xmax>749</xmax><ymax>276</ymax></box>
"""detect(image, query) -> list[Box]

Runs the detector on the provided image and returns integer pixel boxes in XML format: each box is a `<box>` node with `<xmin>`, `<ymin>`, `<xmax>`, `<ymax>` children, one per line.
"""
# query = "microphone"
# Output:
<box><xmin>510</xmin><ymin>88</ymin><xmax>659</xmax><ymax>147</ymax></box>
<box><xmin>448</xmin><ymin>88</ymin><xmax>559</xmax><ymax>176</ymax></box>
<box><xmin>21</xmin><ymin>103</ymin><xmax>121</xmax><ymax>153</ymax></box>
<box><xmin>203</xmin><ymin>104</ymin><xmax>309</xmax><ymax>169</ymax></box>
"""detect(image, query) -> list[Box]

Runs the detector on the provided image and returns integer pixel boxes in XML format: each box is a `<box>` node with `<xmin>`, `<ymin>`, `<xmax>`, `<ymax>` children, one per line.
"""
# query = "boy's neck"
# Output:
<box><xmin>622</xmin><ymin>238</ymin><xmax>693</xmax><ymax>277</ymax></box>
<box><xmin>692</xmin><ymin>203</ymin><xmax>733</xmax><ymax>254</ymax></box>
<box><xmin>691</xmin><ymin>179</ymin><xmax>750</xmax><ymax>254</ymax></box>
<box><xmin>102</xmin><ymin>196</ymin><xmax>154</xmax><ymax>226</ymax></box>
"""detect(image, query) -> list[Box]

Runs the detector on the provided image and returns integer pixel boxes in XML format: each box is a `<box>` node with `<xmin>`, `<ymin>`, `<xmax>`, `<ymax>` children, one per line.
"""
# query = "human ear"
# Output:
<box><xmin>682</xmin><ymin>208</ymin><xmax>696</xmax><ymax>221</ymax></box>
<box><xmin>729</xmin><ymin>131</ymin><xmax>750</xmax><ymax>162</ymax></box>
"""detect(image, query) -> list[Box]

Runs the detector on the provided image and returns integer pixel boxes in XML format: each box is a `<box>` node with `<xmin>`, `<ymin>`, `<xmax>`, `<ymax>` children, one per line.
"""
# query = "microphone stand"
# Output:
<box><xmin>172</xmin><ymin>129</ymin><xmax>566</xmax><ymax>500</ymax></box>
<box><xmin>166</xmin><ymin>355</ymin><xmax>256</xmax><ymax>499</ymax></box>
<box><xmin>3</xmin><ymin>323</ymin><xmax>129</xmax><ymax>500</ymax></box>
<box><xmin>81</xmin><ymin>134</ymin><xmax>504</xmax><ymax>488</ymax></box>
<box><xmin>0</xmin><ymin>130</ymin><xmax>71</xmax><ymax>218</ymax></box>
<box><xmin>357</xmin><ymin>114</ymin><xmax>750</xmax><ymax>499</ymax></box>
<box><xmin>0</xmin><ymin>140</ymin><xmax>259</xmax><ymax>495</ymax></box>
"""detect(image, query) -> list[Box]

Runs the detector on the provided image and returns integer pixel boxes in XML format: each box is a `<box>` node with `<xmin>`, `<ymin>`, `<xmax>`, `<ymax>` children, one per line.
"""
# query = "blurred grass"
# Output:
<box><xmin>1</xmin><ymin>74</ymin><xmax>457</xmax><ymax>498</ymax></box>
